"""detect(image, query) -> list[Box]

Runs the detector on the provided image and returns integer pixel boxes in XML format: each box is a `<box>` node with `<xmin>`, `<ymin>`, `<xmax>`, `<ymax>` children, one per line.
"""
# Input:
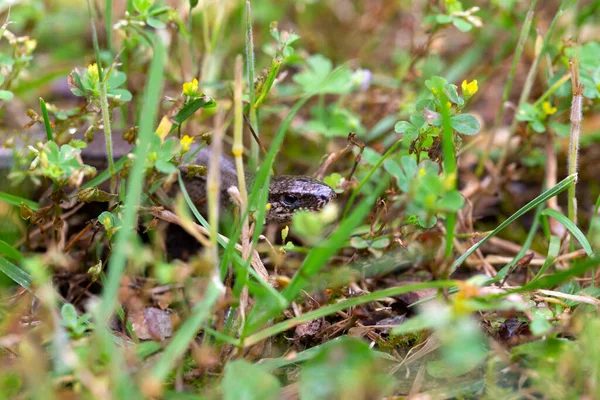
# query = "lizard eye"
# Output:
<box><xmin>282</xmin><ymin>194</ymin><xmax>300</xmax><ymax>207</ymax></box>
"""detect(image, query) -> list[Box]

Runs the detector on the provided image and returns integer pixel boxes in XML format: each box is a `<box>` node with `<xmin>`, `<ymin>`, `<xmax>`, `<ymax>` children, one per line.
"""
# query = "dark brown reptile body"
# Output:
<box><xmin>83</xmin><ymin>135</ymin><xmax>336</xmax><ymax>223</ymax></box>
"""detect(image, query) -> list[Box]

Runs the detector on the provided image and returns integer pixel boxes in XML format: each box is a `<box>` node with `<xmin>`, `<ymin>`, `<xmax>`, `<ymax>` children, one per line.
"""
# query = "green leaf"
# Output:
<box><xmin>0</xmin><ymin>53</ymin><xmax>15</xmax><ymax>66</ymax></box>
<box><xmin>436</xmin><ymin>14</ymin><xmax>453</xmax><ymax>24</ymax></box>
<box><xmin>450</xmin><ymin>114</ymin><xmax>480</xmax><ymax>135</ymax></box>
<box><xmin>109</xmin><ymin>88</ymin><xmax>132</xmax><ymax>102</ymax></box>
<box><xmin>61</xmin><ymin>303</ymin><xmax>78</xmax><ymax>324</ymax></box>
<box><xmin>549</xmin><ymin>121</ymin><xmax>570</xmax><ymax>138</ymax></box>
<box><xmin>293</xmin><ymin>54</ymin><xmax>352</xmax><ymax>95</ymax></box>
<box><xmin>394</xmin><ymin>121</ymin><xmax>413</xmax><ymax>134</ymax></box>
<box><xmin>531</xmin><ymin>119</ymin><xmax>546</xmax><ymax>133</ymax></box>
<box><xmin>0</xmin><ymin>192</ymin><xmax>40</xmax><ymax>210</ymax></box>
<box><xmin>222</xmin><ymin>360</ymin><xmax>281</xmax><ymax>400</ymax></box>
<box><xmin>531</xmin><ymin>235</ymin><xmax>561</xmax><ymax>282</ymax></box>
<box><xmin>0</xmin><ymin>90</ymin><xmax>13</xmax><ymax>101</ymax></box>
<box><xmin>350</xmin><ymin>236</ymin><xmax>369</xmax><ymax>249</ymax></box>
<box><xmin>415</xmin><ymin>98</ymin><xmax>434</xmax><ymax>111</ymax></box>
<box><xmin>542</xmin><ymin>208</ymin><xmax>594</xmax><ymax>257</ymax></box>
<box><xmin>530</xmin><ymin>308</ymin><xmax>553</xmax><ymax>336</ymax></box>
<box><xmin>0</xmin><ymin>256</ymin><xmax>32</xmax><ymax>291</ymax></box>
<box><xmin>146</xmin><ymin>16</ymin><xmax>166</xmax><ymax>29</ymax></box>
<box><xmin>410</xmin><ymin>114</ymin><xmax>426</xmax><ymax>129</ymax></box>
<box><xmin>172</xmin><ymin>96</ymin><xmax>217</xmax><ymax>127</ymax></box>
<box><xmin>452</xmin><ymin>17</ymin><xmax>473</xmax><ymax>32</ymax></box>
<box><xmin>106</xmin><ymin>69</ymin><xmax>127</xmax><ymax>88</ymax></box>
<box><xmin>446</xmin><ymin>83</ymin><xmax>460</xmax><ymax>104</ymax></box>
<box><xmin>438</xmin><ymin>190</ymin><xmax>464</xmax><ymax>211</ymax></box>
<box><xmin>384</xmin><ymin>156</ymin><xmax>417</xmax><ymax>192</ymax></box>
<box><xmin>155</xmin><ymin>160</ymin><xmax>177</xmax><ymax>174</ymax></box>
<box><xmin>133</xmin><ymin>0</ymin><xmax>153</xmax><ymax>14</ymax></box>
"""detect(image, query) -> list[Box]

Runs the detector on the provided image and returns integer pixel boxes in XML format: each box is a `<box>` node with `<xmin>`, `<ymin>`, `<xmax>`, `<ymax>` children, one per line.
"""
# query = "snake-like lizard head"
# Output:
<box><xmin>266</xmin><ymin>175</ymin><xmax>336</xmax><ymax>223</ymax></box>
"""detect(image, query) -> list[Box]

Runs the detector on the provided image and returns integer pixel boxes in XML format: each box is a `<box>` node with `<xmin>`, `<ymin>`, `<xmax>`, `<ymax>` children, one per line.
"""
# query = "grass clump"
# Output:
<box><xmin>1</xmin><ymin>0</ymin><xmax>600</xmax><ymax>398</ymax></box>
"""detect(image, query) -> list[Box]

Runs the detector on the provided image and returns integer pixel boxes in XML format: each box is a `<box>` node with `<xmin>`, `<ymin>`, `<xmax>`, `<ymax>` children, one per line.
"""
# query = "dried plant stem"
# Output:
<box><xmin>568</xmin><ymin>58</ymin><xmax>583</xmax><ymax>226</ymax></box>
<box><xmin>233</xmin><ymin>55</ymin><xmax>251</xmax><ymax>325</ymax></box>
<box><xmin>98</xmin><ymin>83</ymin><xmax>115</xmax><ymax>189</ymax></box>
<box><xmin>207</xmin><ymin>110</ymin><xmax>224</xmax><ymax>262</ymax></box>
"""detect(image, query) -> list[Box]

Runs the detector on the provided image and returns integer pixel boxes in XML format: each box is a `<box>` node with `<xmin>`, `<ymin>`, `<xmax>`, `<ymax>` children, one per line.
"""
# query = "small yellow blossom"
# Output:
<box><xmin>102</xmin><ymin>215</ymin><xmax>112</xmax><ymax>231</ymax></box>
<box><xmin>461</xmin><ymin>79</ymin><xmax>478</xmax><ymax>98</ymax></box>
<box><xmin>155</xmin><ymin>116</ymin><xmax>173</xmax><ymax>142</ymax></box>
<box><xmin>25</xmin><ymin>39</ymin><xmax>37</xmax><ymax>54</ymax></box>
<box><xmin>180</xmin><ymin>135</ymin><xmax>194</xmax><ymax>153</ymax></box>
<box><xmin>542</xmin><ymin>101</ymin><xmax>557</xmax><ymax>116</ymax></box>
<box><xmin>281</xmin><ymin>225</ymin><xmax>289</xmax><ymax>242</ymax></box>
<box><xmin>443</xmin><ymin>172</ymin><xmax>457</xmax><ymax>190</ymax></box>
<box><xmin>419</xmin><ymin>168</ymin><xmax>426</xmax><ymax>177</ymax></box>
<box><xmin>182</xmin><ymin>78</ymin><xmax>199</xmax><ymax>96</ymax></box>
<box><xmin>87</xmin><ymin>63</ymin><xmax>100</xmax><ymax>85</ymax></box>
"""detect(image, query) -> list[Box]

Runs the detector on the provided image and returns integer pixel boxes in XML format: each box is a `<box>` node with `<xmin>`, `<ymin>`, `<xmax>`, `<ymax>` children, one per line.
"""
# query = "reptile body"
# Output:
<box><xmin>6</xmin><ymin>129</ymin><xmax>336</xmax><ymax>223</ymax></box>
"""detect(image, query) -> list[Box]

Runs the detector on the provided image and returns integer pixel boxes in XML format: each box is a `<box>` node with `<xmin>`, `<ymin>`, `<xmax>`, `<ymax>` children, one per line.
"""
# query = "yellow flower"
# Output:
<box><xmin>182</xmin><ymin>78</ymin><xmax>199</xmax><ymax>96</ymax></box>
<box><xmin>87</xmin><ymin>63</ymin><xmax>100</xmax><ymax>85</ymax></box>
<box><xmin>25</xmin><ymin>39</ymin><xmax>37</xmax><ymax>54</ymax></box>
<box><xmin>461</xmin><ymin>79</ymin><xmax>478</xmax><ymax>98</ymax></box>
<box><xmin>419</xmin><ymin>168</ymin><xmax>426</xmax><ymax>177</ymax></box>
<box><xmin>542</xmin><ymin>101</ymin><xmax>557</xmax><ymax>116</ymax></box>
<box><xmin>155</xmin><ymin>116</ymin><xmax>173</xmax><ymax>142</ymax></box>
<box><xmin>180</xmin><ymin>135</ymin><xmax>194</xmax><ymax>153</ymax></box>
<box><xmin>102</xmin><ymin>215</ymin><xmax>112</xmax><ymax>231</ymax></box>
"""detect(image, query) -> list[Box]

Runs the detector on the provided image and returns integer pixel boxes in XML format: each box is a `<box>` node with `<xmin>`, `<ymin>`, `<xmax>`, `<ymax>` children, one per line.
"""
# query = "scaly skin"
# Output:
<box><xmin>181</xmin><ymin>146</ymin><xmax>336</xmax><ymax>223</ymax></box>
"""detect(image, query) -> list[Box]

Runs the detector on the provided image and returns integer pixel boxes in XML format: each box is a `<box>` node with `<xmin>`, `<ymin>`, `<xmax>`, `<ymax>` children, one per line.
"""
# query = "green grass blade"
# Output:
<box><xmin>0</xmin><ymin>255</ymin><xmax>32</xmax><ymax>291</ymax></box>
<box><xmin>531</xmin><ymin>235</ymin><xmax>561</xmax><ymax>282</ymax></box>
<box><xmin>39</xmin><ymin>97</ymin><xmax>53</xmax><ymax>142</ymax></box>
<box><xmin>515</xmin><ymin>255</ymin><xmax>600</xmax><ymax>292</ymax></box>
<box><xmin>0</xmin><ymin>192</ymin><xmax>40</xmax><ymax>211</ymax></box>
<box><xmin>100</xmin><ymin>36</ymin><xmax>166</xmax><ymax>322</ymax></box>
<box><xmin>543</xmin><ymin>208</ymin><xmax>593</xmax><ymax>257</ymax></box>
<box><xmin>451</xmin><ymin>173</ymin><xmax>576</xmax><ymax>272</ymax></box>
<box><xmin>0</xmin><ymin>239</ymin><xmax>24</xmax><ymax>263</ymax></box>
<box><xmin>81</xmin><ymin>155</ymin><xmax>127</xmax><ymax>189</ymax></box>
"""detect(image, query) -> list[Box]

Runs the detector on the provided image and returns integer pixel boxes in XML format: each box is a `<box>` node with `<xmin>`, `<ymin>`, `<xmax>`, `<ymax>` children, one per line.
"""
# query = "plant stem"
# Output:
<box><xmin>568</xmin><ymin>58</ymin><xmax>583</xmax><ymax>226</ymax></box>
<box><xmin>439</xmin><ymin>87</ymin><xmax>457</xmax><ymax>262</ymax></box>
<box><xmin>245</xmin><ymin>0</ymin><xmax>259</xmax><ymax>170</ymax></box>
<box><xmin>98</xmin><ymin>82</ymin><xmax>115</xmax><ymax>190</ymax></box>
<box><xmin>39</xmin><ymin>97</ymin><xmax>53</xmax><ymax>142</ymax></box>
